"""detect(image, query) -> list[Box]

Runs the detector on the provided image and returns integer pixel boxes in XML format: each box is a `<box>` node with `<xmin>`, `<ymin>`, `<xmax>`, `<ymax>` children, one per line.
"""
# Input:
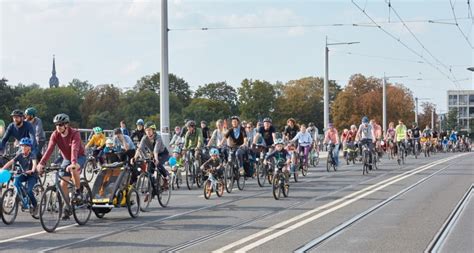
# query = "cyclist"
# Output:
<box><xmin>132</xmin><ymin>121</ymin><xmax>170</xmax><ymax>186</ymax></box>
<box><xmin>356</xmin><ymin>116</ymin><xmax>376</xmax><ymax>168</ymax></box>
<box><xmin>290</xmin><ymin>124</ymin><xmax>313</xmax><ymax>166</ymax></box>
<box><xmin>24</xmin><ymin>107</ymin><xmax>46</xmax><ymax>160</ymax></box>
<box><xmin>85</xmin><ymin>126</ymin><xmax>106</xmax><ymax>164</ymax></box>
<box><xmin>200</xmin><ymin>148</ymin><xmax>224</xmax><ymax>178</ymax></box>
<box><xmin>130</xmin><ymin>119</ymin><xmax>145</xmax><ymax>145</ymax></box>
<box><xmin>323</xmin><ymin>123</ymin><xmax>340</xmax><ymax>167</ymax></box>
<box><xmin>253</xmin><ymin>117</ymin><xmax>277</xmax><ymax>152</ymax></box>
<box><xmin>184</xmin><ymin>120</ymin><xmax>204</xmax><ymax>167</ymax></box>
<box><xmin>395</xmin><ymin>119</ymin><xmax>408</xmax><ymax>156</ymax></box>
<box><xmin>0</xmin><ymin>110</ymin><xmax>37</xmax><ymax>157</ymax></box>
<box><xmin>283</xmin><ymin>118</ymin><xmax>299</xmax><ymax>142</ymax></box>
<box><xmin>0</xmin><ymin>137</ymin><xmax>39</xmax><ymax>214</ymax></box>
<box><xmin>169</xmin><ymin>126</ymin><xmax>183</xmax><ymax>148</ymax></box>
<box><xmin>220</xmin><ymin>116</ymin><xmax>248</xmax><ymax>176</ymax></box>
<box><xmin>264</xmin><ymin>138</ymin><xmax>291</xmax><ymax>181</ymax></box>
<box><xmin>340</xmin><ymin>128</ymin><xmax>350</xmax><ymax>159</ymax></box>
<box><xmin>37</xmin><ymin>113</ymin><xmax>86</xmax><ymax>220</ymax></box>
<box><xmin>370</xmin><ymin>119</ymin><xmax>383</xmax><ymax>160</ymax></box>
<box><xmin>385</xmin><ymin>122</ymin><xmax>396</xmax><ymax>153</ymax></box>
<box><xmin>410</xmin><ymin>122</ymin><xmax>421</xmax><ymax>155</ymax></box>
<box><xmin>113</xmin><ymin>128</ymin><xmax>136</xmax><ymax>164</ymax></box>
<box><xmin>201</xmin><ymin>121</ymin><xmax>211</xmax><ymax>146</ymax></box>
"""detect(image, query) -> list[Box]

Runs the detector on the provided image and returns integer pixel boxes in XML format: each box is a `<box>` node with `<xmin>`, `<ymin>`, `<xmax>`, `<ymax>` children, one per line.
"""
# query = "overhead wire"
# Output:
<box><xmin>449</xmin><ymin>0</ymin><xmax>474</xmax><ymax>49</ymax></box>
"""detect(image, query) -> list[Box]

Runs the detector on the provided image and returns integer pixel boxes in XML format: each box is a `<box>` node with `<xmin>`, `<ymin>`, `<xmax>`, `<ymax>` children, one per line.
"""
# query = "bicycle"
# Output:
<box><xmin>135</xmin><ymin>157</ymin><xmax>171</xmax><ymax>210</ymax></box>
<box><xmin>39</xmin><ymin>164</ymin><xmax>92</xmax><ymax>233</ymax></box>
<box><xmin>272</xmin><ymin>161</ymin><xmax>289</xmax><ymax>200</ymax></box>
<box><xmin>413</xmin><ymin>138</ymin><xmax>420</xmax><ymax>159</ymax></box>
<box><xmin>224</xmin><ymin>147</ymin><xmax>245</xmax><ymax>193</ymax></box>
<box><xmin>183</xmin><ymin>149</ymin><xmax>203</xmax><ymax>190</ymax></box>
<box><xmin>298</xmin><ymin>148</ymin><xmax>309</xmax><ymax>177</ymax></box>
<box><xmin>397</xmin><ymin>141</ymin><xmax>406</xmax><ymax>166</ymax></box>
<box><xmin>1</xmin><ymin>169</ymin><xmax>44</xmax><ymax>225</ymax></box>
<box><xmin>309</xmin><ymin>142</ymin><xmax>320</xmax><ymax>167</ymax></box>
<box><xmin>83</xmin><ymin>148</ymin><xmax>102</xmax><ymax>183</ymax></box>
<box><xmin>255</xmin><ymin>145</ymin><xmax>272</xmax><ymax>187</ymax></box>
<box><xmin>203</xmin><ymin>167</ymin><xmax>225</xmax><ymax>199</ymax></box>
<box><xmin>326</xmin><ymin>143</ymin><xmax>337</xmax><ymax>172</ymax></box>
<box><xmin>361</xmin><ymin>142</ymin><xmax>372</xmax><ymax>175</ymax></box>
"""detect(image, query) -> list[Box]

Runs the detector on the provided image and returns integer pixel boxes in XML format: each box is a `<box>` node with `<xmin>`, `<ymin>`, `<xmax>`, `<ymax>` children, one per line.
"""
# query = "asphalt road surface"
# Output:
<box><xmin>0</xmin><ymin>151</ymin><xmax>473</xmax><ymax>253</ymax></box>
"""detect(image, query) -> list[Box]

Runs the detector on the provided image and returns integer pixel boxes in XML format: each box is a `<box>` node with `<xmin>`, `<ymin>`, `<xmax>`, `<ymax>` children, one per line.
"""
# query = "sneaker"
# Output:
<box><xmin>239</xmin><ymin>167</ymin><xmax>245</xmax><ymax>176</ymax></box>
<box><xmin>62</xmin><ymin>208</ymin><xmax>71</xmax><ymax>220</ymax></box>
<box><xmin>162</xmin><ymin>178</ymin><xmax>169</xmax><ymax>191</ymax></box>
<box><xmin>72</xmin><ymin>192</ymin><xmax>83</xmax><ymax>205</ymax></box>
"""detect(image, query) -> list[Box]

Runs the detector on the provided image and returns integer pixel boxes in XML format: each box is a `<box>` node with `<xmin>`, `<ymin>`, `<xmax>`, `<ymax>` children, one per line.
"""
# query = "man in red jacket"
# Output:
<box><xmin>37</xmin><ymin>113</ymin><xmax>86</xmax><ymax>219</ymax></box>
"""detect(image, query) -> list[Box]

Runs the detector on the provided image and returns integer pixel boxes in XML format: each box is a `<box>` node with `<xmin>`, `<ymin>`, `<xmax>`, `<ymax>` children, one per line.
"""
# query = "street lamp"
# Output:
<box><xmin>382</xmin><ymin>74</ymin><xmax>407</xmax><ymax>133</ymax></box>
<box><xmin>324</xmin><ymin>37</ymin><xmax>360</xmax><ymax>130</ymax></box>
<box><xmin>467</xmin><ymin>67</ymin><xmax>474</xmax><ymax>72</ymax></box>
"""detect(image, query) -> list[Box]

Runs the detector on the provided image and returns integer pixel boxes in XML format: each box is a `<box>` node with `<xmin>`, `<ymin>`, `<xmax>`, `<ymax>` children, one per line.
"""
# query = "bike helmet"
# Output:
<box><xmin>19</xmin><ymin>137</ymin><xmax>33</xmax><ymax>147</ymax></box>
<box><xmin>210</xmin><ymin>148</ymin><xmax>219</xmax><ymax>156</ymax></box>
<box><xmin>24</xmin><ymin>107</ymin><xmax>37</xmax><ymax>117</ymax></box>
<box><xmin>136</xmin><ymin>119</ymin><xmax>144</xmax><ymax>126</ymax></box>
<box><xmin>144</xmin><ymin>121</ymin><xmax>157</xmax><ymax>130</ymax></box>
<box><xmin>10</xmin><ymin>109</ymin><xmax>24</xmax><ymax>117</ymax></box>
<box><xmin>106</xmin><ymin>138</ymin><xmax>114</xmax><ymax>145</ymax></box>
<box><xmin>263</xmin><ymin>117</ymin><xmax>272</xmax><ymax>123</ymax></box>
<box><xmin>230</xmin><ymin>116</ymin><xmax>240</xmax><ymax>122</ymax></box>
<box><xmin>53</xmin><ymin>113</ymin><xmax>70</xmax><ymax>124</ymax></box>
<box><xmin>186</xmin><ymin>120</ymin><xmax>196</xmax><ymax>128</ymax></box>
<box><xmin>274</xmin><ymin>138</ymin><xmax>284</xmax><ymax>145</ymax></box>
<box><xmin>328</xmin><ymin>123</ymin><xmax>334</xmax><ymax>128</ymax></box>
<box><xmin>173</xmin><ymin>146</ymin><xmax>182</xmax><ymax>154</ymax></box>
<box><xmin>93</xmin><ymin>127</ymin><xmax>103</xmax><ymax>134</ymax></box>
<box><xmin>362</xmin><ymin>116</ymin><xmax>369</xmax><ymax>124</ymax></box>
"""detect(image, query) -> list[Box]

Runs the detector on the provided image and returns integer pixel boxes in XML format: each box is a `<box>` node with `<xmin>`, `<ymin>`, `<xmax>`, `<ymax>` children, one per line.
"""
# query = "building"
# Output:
<box><xmin>49</xmin><ymin>55</ymin><xmax>59</xmax><ymax>88</ymax></box>
<box><xmin>447</xmin><ymin>90</ymin><xmax>474</xmax><ymax>132</ymax></box>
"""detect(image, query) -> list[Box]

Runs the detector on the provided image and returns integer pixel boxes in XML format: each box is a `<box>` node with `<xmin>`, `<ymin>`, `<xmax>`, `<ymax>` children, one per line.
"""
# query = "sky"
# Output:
<box><xmin>1</xmin><ymin>0</ymin><xmax>473</xmax><ymax>113</ymax></box>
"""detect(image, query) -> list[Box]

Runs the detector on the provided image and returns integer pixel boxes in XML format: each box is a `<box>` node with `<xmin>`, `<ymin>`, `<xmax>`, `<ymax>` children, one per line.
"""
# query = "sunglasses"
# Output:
<box><xmin>55</xmin><ymin>123</ymin><xmax>66</xmax><ymax>127</ymax></box>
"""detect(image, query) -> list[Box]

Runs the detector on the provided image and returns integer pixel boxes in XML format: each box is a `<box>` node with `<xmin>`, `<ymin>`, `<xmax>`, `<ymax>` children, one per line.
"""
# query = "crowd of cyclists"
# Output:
<box><xmin>0</xmin><ymin>107</ymin><xmax>472</xmax><ymax>231</ymax></box>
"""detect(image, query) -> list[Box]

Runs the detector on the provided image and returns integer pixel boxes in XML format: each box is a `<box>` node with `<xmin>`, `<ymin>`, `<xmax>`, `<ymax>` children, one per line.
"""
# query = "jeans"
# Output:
<box><xmin>330</xmin><ymin>144</ymin><xmax>340</xmax><ymax>166</ymax></box>
<box><xmin>298</xmin><ymin>145</ymin><xmax>311</xmax><ymax>165</ymax></box>
<box><xmin>60</xmin><ymin>156</ymin><xmax>87</xmax><ymax>177</ymax></box>
<box><xmin>14</xmin><ymin>174</ymin><xmax>38</xmax><ymax>207</ymax></box>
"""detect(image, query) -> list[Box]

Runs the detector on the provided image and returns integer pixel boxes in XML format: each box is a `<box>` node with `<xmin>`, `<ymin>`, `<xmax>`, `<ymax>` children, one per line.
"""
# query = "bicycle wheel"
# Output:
<box><xmin>127</xmin><ymin>188</ymin><xmax>140</xmax><ymax>218</ymax></box>
<box><xmin>203</xmin><ymin>180</ymin><xmax>212</xmax><ymax>199</ymax></box>
<box><xmin>256</xmin><ymin>163</ymin><xmax>266</xmax><ymax>187</ymax></box>
<box><xmin>83</xmin><ymin>160</ymin><xmax>96</xmax><ymax>183</ymax></box>
<box><xmin>72</xmin><ymin>181</ymin><xmax>92</xmax><ymax>226</ymax></box>
<box><xmin>157</xmin><ymin>176</ymin><xmax>171</xmax><ymax>208</ymax></box>
<box><xmin>272</xmin><ymin>175</ymin><xmax>281</xmax><ymax>200</ymax></box>
<box><xmin>31</xmin><ymin>184</ymin><xmax>44</xmax><ymax>219</ymax></box>
<box><xmin>236</xmin><ymin>169</ymin><xmax>245</xmax><ymax>191</ymax></box>
<box><xmin>195</xmin><ymin>164</ymin><xmax>204</xmax><ymax>189</ymax></box>
<box><xmin>326</xmin><ymin>156</ymin><xmax>331</xmax><ymax>172</ymax></box>
<box><xmin>302</xmin><ymin>163</ymin><xmax>308</xmax><ymax>177</ymax></box>
<box><xmin>293</xmin><ymin>166</ymin><xmax>299</xmax><ymax>182</ymax></box>
<box><xmin>40</xmin><ymin>186</ymin><xmax>62</xmax><ymax>233</ymax></box>
<box><xmin>185</xmin><ymin>163</ymin><xmax>195</xmax><ymax>190</ymax></box>
<box><xmin>282</xmin><ymin>176</ymin><xmax>289</xmax><ymax>197</ymax></box>
<box><xmin>1</xmin><ymin>188</ymin><xmax>18</xmax><ymax>225</ymax></box>
<box><xmin>216</xmin><ymin>179</ymin><xmax>225</xmax><ymax>197</ymax></box>
<box><xmin>136</xmin><ymin>173</ymin><xmax>152</xmax><ymax>212</ymax></box>
<box><xmin>267</xmin><ymin>166</ymin><xmax>273</xmax><ymax>185</ymax></box>
<box><xmin>224</xmin><ymin>164</ymin><xmax>234</xmax><ymax>193</ymax></box>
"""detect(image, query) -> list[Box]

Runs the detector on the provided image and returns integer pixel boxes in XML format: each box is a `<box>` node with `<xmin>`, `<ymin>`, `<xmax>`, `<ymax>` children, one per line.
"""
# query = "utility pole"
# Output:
<box><xmin>160</xmin><ymin>0</ymin><xmax>170</xmax><ymax>145</ymax></box>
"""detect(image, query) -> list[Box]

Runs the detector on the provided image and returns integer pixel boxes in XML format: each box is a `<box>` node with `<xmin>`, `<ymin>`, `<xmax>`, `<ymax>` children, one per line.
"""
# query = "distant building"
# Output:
<box><xmin>447</xmin><ymin>90</ymin><xmax>474</xmax><ymax>132</ymax></box>
<box><xmin>49</xmin><ymin>55</ymin><xmax>59</xmax><ymax>88</ymax></box>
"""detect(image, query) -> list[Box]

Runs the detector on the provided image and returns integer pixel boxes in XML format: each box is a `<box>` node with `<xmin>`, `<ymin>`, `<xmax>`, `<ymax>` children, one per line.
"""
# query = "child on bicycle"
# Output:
<box><xmin>85</xmin><ymin>127</ymin><xmax>106</xmax><ymax>164</ymax></box>
<box><xmin>103</xmin><ymin>138</ymin><xmax>121</xmax><ymax>164</ymax></box>
<box><xmin>264</xmin><ymin>139</ymin><xmax>291</xmax><ymax>179</ymax></box>
<box><xmin>1</xmin><ymin>137</ymin><xmax>38</xmax><ymax>214</ymax></box>
<box><xmin>200</xmin><ymin>148</ymin><xmax>224</xmax><ymax>178</ymax></box>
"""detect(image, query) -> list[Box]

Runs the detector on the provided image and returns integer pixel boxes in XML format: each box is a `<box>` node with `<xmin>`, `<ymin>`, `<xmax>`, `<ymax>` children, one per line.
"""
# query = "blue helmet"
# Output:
<box><xmin>136</xmin><ymin>119</ymin><xmax>144</xmax><ymax>126</ymax></box>
<box><xmin>19</xmin><ymin>137</ymin><xmax>33</xmax><ymax>147</ymax></box>
<box><xmin>362</xmin><ymin>116</ymin><xmax>369</xmax><ymax>124</ymax></box>
<box><xmin>210</xmin><ymin>148</ymin><xmax>219</xmax><ymax>156</ymax></box>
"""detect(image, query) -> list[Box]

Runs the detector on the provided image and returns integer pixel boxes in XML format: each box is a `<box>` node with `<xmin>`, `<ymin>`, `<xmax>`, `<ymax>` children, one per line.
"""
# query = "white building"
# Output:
<box><xmin>447</xmin><ymin>90</ymin><xmax>474</xmax><ymax>132</ymax></box>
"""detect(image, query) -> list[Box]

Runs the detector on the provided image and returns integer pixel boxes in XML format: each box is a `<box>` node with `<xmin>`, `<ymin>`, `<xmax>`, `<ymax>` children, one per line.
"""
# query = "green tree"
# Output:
<box><xmin>418</xmin><ymin>102</ymin><xmax>437</xmax><ymax>129</ymax></box>
<box><xmin>68</xmin><ymin>79</ymin><xmax>93</xmax><ymax>99</ymax></box>
<box><xmin>80</xmin><ymin>84</ymin><xmax>122</xmax><ymax>128</ymax></box>
<box><xmin>0</xmin><ymin>78</ymin><xmax>17</xmax><ymax>120</ymax></box>
<box><xmin>182</xmin><ymin>98</ymin><xmax>231</xmax><ymax>125</ymax></box>
<box><xmin>19</xmin><ymin>87</ymin><xmax>82</xmax><ymax>130</ymax></box>
<box><xmin>238</xmin><ymin>79</ymin><xmax>276</xmax><ymax>123</ymax></box>
<box><xmin>135</xmin><ymin>73</ymin><xmax>192</xmax><ymax>105</ymax></box>
<box><xmin>194</xmin><ymin>81</ymin><xmax>238</xmax><ymax>114</ymax></box>
<box><xmin>446</xmin><ymin>107</ymin><xmax>459</xmax><ymax>131</ymax></box>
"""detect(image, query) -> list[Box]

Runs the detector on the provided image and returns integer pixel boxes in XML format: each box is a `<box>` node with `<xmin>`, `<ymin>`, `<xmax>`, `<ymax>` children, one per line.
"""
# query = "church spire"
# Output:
<box><xmin>49</xmin><ymin>55</ymin><xmax>59</xmax><ymax>88</ymax></box>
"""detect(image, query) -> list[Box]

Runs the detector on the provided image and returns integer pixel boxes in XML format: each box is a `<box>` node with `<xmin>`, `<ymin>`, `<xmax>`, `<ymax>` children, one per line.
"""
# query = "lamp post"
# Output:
<box><xmin>324</xmin><ymin>37</ymin><xmax>359</xmax><ymax>131</ymax></box>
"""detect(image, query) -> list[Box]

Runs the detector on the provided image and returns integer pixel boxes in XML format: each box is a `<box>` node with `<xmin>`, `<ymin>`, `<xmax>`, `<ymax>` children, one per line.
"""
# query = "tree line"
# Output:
<box><xmin>0</xmin><ymin>73</ymin><xmax>441</xmax><ymax>132</ymax></box>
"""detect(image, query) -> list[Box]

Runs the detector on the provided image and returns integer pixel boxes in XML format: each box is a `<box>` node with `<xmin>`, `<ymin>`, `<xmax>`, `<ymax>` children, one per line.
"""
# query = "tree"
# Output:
<box><xmin>238</xmin><ymin>79</ymin><xmax>276</xmax><ymax>123</ymax></box>
<box><xmin>19</xmin><ymin>87</ymin><xmax>82</xmax><ymax>130</ymax></box>
<box><xmin>331</xmin><ymin>74</ymin><xmax>415</xmax><ymax>130</ymax></box>
<box><xmin>80</xmin><ymin>84</ymin><xmax>123</xmax><ymax>128</ymax></box>
<box><xmin>135</xmin><ymin>73</ymin><xmax>192</xmax><ymax>105</ymax></box>
<box><xmin>446</xmin><ymin>107</ymin><xmax>459</xmax><ymax>131</ymax></box>
<box><xmin>182</xmin><ymin>98</ymin><xmax>231</xmax><ymax>125</ymax></box>
<box><xmin>68</xmin><ymin>79</ymin><xmax>93</xmax><ymax>98</ymax></box>
<box><xmin>0</xmin><ymin>78</ymin><xmax>17</xmax><ymax>120</ymax></box>
<box><xmin>194</xmin><ymin>81</ymin><xmax>238</xmax><ymax>114</ymax></box>
<box><xmin>273</xmin><ymin>77</ymin><xmax>340</xmax><ymax>130</ymax></box>
<box><xmin>418</xmin><ymin>102</ymin><xmax>437</xmax><ymax>129</ymax></box>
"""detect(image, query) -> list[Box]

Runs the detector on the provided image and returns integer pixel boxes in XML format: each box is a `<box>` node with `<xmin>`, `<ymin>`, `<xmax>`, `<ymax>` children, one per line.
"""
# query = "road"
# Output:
<box><xmin>0</xmin><ymin>152</ymin><xmax>473</xmax><ymax>253</ymax></box>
